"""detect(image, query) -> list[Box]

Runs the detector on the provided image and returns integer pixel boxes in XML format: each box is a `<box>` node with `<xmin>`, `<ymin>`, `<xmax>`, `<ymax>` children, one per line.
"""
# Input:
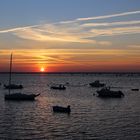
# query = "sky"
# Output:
<box><xmin>0</xmin><ymin>0</ymin><xmax>140</xmax><ymax>72</ymax></box>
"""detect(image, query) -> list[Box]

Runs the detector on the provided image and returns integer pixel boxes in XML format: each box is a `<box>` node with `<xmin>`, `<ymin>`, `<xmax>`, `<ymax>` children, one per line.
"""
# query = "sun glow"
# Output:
<box><xmin>40</xmin><ymin>67</ymin><xmax>45</xmax><ymax>72</ymax></box>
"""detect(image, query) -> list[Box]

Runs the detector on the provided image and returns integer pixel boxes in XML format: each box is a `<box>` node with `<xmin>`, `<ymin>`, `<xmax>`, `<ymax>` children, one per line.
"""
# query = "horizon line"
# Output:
<box><xmin>0</xmin><ymin>72</ymin><xmax>139</xmax><ymax>74</ymax></box>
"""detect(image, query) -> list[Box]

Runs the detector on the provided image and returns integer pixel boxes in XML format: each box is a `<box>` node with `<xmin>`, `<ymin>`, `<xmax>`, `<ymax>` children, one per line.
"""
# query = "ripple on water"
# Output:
<box><xmin>0</xmin><ymin>73</ymin><xmax>140</xmax><ymax>139</ymax></box>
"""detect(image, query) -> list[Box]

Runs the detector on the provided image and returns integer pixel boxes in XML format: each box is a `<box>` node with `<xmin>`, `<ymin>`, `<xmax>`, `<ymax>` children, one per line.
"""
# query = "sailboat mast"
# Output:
<box><xmin>9</xmin><ymin>53</ymin><xmax>12</xmax><ymax>94</ymax></box>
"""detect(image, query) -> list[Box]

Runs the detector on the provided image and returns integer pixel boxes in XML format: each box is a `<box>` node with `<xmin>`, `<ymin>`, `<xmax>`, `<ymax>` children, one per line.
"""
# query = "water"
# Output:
<box><xmin>0</xmin><ymin>73</ymin><xmax>140</xmax><ymax>139</ymax></box>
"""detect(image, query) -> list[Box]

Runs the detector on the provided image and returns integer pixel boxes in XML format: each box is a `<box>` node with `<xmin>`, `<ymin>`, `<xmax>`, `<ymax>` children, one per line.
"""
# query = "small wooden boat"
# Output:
<box><xmin>96</xmin><ymin>87</ymin><xmax>124</xmax><ymax>98</ymax></box>
<box><xmin>4</xmin><ymin>84</ymin><xmax>23</xmax><ymax>89</ymax></box>
<box><xmin>53</xmin><ymin>105</ymin><xmax>71</xmax><ymax>113</ymax></box>
<box><xmin>89</xmin><ymin>80</ymin><xmax>105</xmax><ymax>88</ymax></box>
<box><xmin>50</xmin><ymin>84</ymin><xmax>66</xmax><ymax>90</ymax></box>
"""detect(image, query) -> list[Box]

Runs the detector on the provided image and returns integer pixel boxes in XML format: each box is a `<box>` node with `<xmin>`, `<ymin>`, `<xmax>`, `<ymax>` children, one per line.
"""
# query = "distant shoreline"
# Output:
<box><xmin>0</xmin><ymin>72</ymin><xmax>140</xmax><ymax>74</ymax></box>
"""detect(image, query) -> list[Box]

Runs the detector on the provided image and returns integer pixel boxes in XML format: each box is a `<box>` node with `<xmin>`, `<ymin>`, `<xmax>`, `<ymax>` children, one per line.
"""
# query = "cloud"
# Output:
<box><xmin>0</xmin><ymin>25</ymin><xmax>39</xmax><ymax>33</ymax></box>
<box><xmin>77</xmin><ymin>10</ymin><xmax>140</xmax><ymax>21</ymax></box>
<box><xmin>0</xmin><ymin>10</ymin><xmax>140</xmax><ymax>46</ymax></box>
<box><xmin>13</xmin><ymin>26</ymin><xmax>96</xmax><ymax>43</ymax></box>
<box><xmin>98</xmin><ymin>41</ymin><xmax>112</xmax><ymax>46</ymax></box>
<box><xmin>81</xmin><ymin>20</ymin><xmax>140</xmax><ymax>27</ymax></box>
<box><xmin>128</xmin><ymin>45</ymin><xmax>140</xmax><ymax>49</ymax></box>
<box><xmin>90</xmin><ymin>26</ymin><xmax>140</xmax><ymax>37</ymax></box>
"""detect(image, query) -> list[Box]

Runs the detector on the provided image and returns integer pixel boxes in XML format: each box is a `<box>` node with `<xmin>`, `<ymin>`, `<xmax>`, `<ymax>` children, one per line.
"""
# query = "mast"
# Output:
<box><xmin>9</xmin><ymin>53</ymin><xmax>12</xmax><ymax>94</ymax></box>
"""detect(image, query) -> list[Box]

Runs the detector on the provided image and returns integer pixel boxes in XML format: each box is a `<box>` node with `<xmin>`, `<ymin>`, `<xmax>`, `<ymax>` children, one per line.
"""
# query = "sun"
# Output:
<box><xmin>40</xmin><ymin>67</ymin><xmax>45</xmax><ymax>72</ymax></box>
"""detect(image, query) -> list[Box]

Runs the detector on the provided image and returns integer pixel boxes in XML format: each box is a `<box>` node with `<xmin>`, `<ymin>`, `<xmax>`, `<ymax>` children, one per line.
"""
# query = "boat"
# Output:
<box><xmin>50</xmin><ymin>84</ymin><xmax>66</xmax><ymax>90</ymax></box>
<box><xmin>131</xmin><ymin>88</ymin><xmax>139</xmax><ymax>91</ymax></box>
<box><xmin>4</xmin><ymin>84</ymin><xmax>23</xmax><ymax>89</ymax></box>
<box><xmin>4</xmin><ymin>54</ymin><xmax>23</xmax><ymax>90</ymax></box>
<box><xmin>4</xmin><ymin>53</ymin><xmax>40</xmax><ymax>101</ymax></box>
<box><xmin>5</xmin><ymin>93</ymin><xmax>40</xmax><ymax>101</ymax></box>
<box><xmin>96</xmin><ymin>87</ymin><xmax>124</xmax><ymax>98</ymax></box>
<box><xmin>89</xmin><ymin>80</ymin><xmax>105</xmax><ymax>88</ymax></box>
<box><xmin>53</xmin><ymin>105</ymin><xmax>71</xmax><ymax>113</ymax></box>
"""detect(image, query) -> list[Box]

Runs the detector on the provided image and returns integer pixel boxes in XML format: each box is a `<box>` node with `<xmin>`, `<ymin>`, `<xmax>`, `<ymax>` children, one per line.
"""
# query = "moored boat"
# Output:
<box><xmin>96</xmin><ymin>87</ymin><xmax>124</xmax><ymax>98</ymax></box>
<box><xmin>4</xmin><ymin>53</ymin><xmax>40</xmax><ymax>101</ymax></box>
<box><xmin>4</xmin><ymin>84</ymin><xmax>23</xmax><ymax>89</ymax></box>
<box><xmin>53</xmin><ymin>105</ymin><xmax>71</xmax><ymax>113</ymax></box>
<box><xmin>50</xmin><ymin>84</ymin><xmax>66</xmax><ymax>90</ymax></box>
<box><xmin>5</xmin><ymin>93</ymin><xmax>40</xmax><ymax>101</ymax></box>
<box><xmin>131</xmin><ymin>88</ymin><xmax>139</xmax><ymax>91</ymax></box>
<box><xmin>89</xmin><ymin>80</ymin><xmax>105</xmax><ymax>88</ymax></box>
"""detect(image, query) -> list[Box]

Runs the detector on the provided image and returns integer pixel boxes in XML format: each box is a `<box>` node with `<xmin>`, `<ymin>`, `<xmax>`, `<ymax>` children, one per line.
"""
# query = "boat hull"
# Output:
<box><xmin>97</xmin><ymin>88</ymin><xmax>124</xmax><ymax>98</ymax></box>
<box><xmin>131</xmin><ymin>88</ymin><xmax>139</xmax><ymax>91</ymax></box>
<box><xmin>89</xmin><ymin>83</ymin><xmax>105</xmax><ymax>87</ymax></box>
<box><xmin>53</xmin><ymin>106</ymin><xmax>71</xmax><ymax>113</ymax></box>
<box><xmin>4</xmin><ymin>84</ymin><xmax>23</xmax><ymax>89</ymax></box>
<box><xmin>50</xmin><ymin>86</ymin><xmax>66</xmax><ymax>90</ymax></box>
<box><xmin>89</xmin><ymin>80</ymin><xmax>105</xmax><ymax>88</ymax></box>
<box><xmin>4</xmin><ymin>93</ymin><xmax>40</xmax><ymax>101</ymax></box>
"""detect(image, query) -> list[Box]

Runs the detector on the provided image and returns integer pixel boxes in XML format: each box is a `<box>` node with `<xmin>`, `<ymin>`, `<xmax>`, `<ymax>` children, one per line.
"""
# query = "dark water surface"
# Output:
<box><xmin>0</xmin><ymin>73</ymin><xmax>140</xmax><ymax>139</ymax></box>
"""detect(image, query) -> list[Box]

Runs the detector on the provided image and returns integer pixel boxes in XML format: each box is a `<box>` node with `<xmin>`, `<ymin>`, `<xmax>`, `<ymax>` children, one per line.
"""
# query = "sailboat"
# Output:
<box><xmin>4</xmin><ymin>53</ymin><xmax>40</xmax><ymax>101</ymax></box>
<box><xmin>4</xmin><ymin>54</ymin><xmax>23</xmax><ymax>90</ymax></box>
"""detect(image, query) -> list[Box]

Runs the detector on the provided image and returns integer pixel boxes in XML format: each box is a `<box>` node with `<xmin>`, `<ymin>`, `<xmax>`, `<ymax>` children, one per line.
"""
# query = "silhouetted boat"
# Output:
<box><xmin>50</xmin><ymin>84</ymin><xmax>66</xmax><ymax>90</ymax></box>
<box><xmin>4</xmin><ymin>84</ymin><xmax>23</xmax><ymax>89</ymax></box>
<box><xmin>53</xmin><ymin>105</ymin><xmax>71</xmax><ymax>113</ymax></box>
<box><xmin>131</xmin><ymin>88</ymin><xmax>139</xmax><ymax>91</ymax></box>
<box><xmin>4</xmin><ymin>54</ymin><xmax>23</xmax><ymax>90</ymax></box>
<box><xmin>65</xmin><ymin>82</ymin><xmax>70</xmax><ymax>85</ymax></box>
<box><xmin>5</xmin><ymin>93</ymin><xmax>40</xmax><ymax>101</ymax></box>
<box><xmin>4</xmin><ymin>53</ymin><xmax>40</xmax><ymax>101</ymax></box>
<box><xmin>89</xmin><ymin>80</ymin><xmax>105</xmax><ymax>87</ymax></box>
<box><xmin>96</xmin><ymin>87</ymin><xmax>124</xmax><ymax>98</ymax></box>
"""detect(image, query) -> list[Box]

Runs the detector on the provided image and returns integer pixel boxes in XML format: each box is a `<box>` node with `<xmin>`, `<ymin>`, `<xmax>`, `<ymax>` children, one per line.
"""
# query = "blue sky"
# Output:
<box><xmin>0</xmin><ymin>0</ymin><xmax>140</xmax><ymax>72</ymax></box>
<box><xmin>0</xmin><ymin>0</ymin><xmax>140</xmax><ymax>28</ymax></box>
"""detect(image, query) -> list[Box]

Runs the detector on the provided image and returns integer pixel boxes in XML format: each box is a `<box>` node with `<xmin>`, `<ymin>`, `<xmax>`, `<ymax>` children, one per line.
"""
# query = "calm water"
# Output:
<box><xmin>0</xmin><ymin>73</ymin><xmax>140</xmax><ymax>140</ymax></box>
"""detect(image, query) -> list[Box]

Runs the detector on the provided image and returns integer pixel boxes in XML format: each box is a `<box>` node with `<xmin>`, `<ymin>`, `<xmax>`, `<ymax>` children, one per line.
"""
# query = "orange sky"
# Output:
<box><xmin>0</xmin><ymin>6</ymin><xmax>140</xmax><ymax>72</ymax></box>
<box><xmin>0</xmin><ymin>49</ymin><xmax>140</xmax><ymax>72</ymax></box>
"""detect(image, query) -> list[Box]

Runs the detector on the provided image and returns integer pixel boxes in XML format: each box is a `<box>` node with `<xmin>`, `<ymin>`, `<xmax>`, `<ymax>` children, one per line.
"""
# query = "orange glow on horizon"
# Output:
<box><xmin>40</xmin><ymin>67</ymin><xmax>45</xmax><ymax>72</ymax></box>
<box><xmin>0</xmin><ymin>49</ymin><xmax>140</xmax><ymax>72</ymax></box>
